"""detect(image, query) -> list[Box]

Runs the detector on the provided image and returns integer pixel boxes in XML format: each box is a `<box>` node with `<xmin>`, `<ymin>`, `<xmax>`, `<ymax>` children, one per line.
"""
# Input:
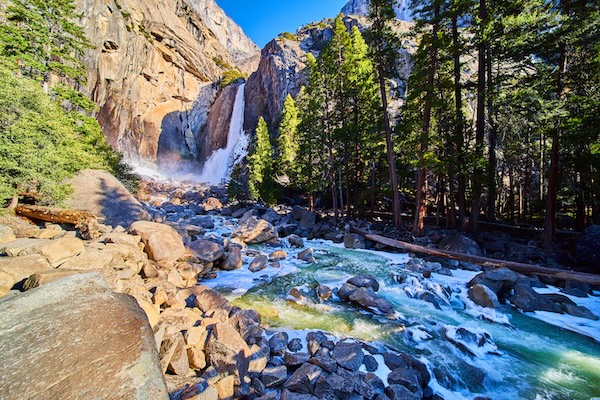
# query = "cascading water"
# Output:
<box><xmin>198</xmin><ymin>83</ymin><xmax>249</xmax><ymax>185</ymax></box>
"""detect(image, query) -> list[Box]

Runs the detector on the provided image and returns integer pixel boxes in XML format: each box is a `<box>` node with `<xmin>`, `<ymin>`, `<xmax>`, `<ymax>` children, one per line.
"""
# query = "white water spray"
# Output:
<box><xmin>198</xmin><ymin>83</ymin><xmax>249</xmax><ymax>185</ymax></box>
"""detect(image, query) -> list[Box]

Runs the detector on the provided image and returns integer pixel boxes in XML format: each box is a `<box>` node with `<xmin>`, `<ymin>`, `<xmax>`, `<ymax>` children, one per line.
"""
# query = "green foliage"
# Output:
<box><xmin>247</xmin><ymin>117</ymin><xmax>274</xmax><ymax>201</ymax></box>
<box><xmin>220</xmin><ymin>69</ymin><xmax>246</xmax><ymax>89</ymax></box>
<box><xmin>0</xmin><ymin>0</ymin><xmax>92</xmax><ymax>83</ymax></box>
<box><xmin>278</xmin><ymin>32</ymin><xmax>298</xmax><ymax>41</ymax></box>
<box><xmin>276</xmin><ymin>95</ymin><xmax>300</xmax><ymax>183</ymax></box>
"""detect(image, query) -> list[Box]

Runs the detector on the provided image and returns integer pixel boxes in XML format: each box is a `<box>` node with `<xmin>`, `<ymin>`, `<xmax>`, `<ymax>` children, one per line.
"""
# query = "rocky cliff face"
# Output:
<box><xmin>244</xmin><ymin>38</ymin><xmax>308</xmax><ymax>133</ymax></box>
<box><xmin>77</xmin><ymin>0</ymin><xmax>259</xmax><ymax>163</ymax></box>
<box><xmin>244</xmin><ymin>16</ymin><xmax>413</xmax><ymax>133</ymax></box>
<box><xmin>341</xmin><ymin>0</ymin><xmax>413</xmax><ymax>22</ymax></box>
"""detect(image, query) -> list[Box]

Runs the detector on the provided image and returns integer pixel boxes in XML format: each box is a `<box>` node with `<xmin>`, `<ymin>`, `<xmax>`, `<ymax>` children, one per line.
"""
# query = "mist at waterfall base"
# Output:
<box><xmin>129</xmin><ymin>84</ymin><xmax>249</xmax><ymax>185</ymax></box>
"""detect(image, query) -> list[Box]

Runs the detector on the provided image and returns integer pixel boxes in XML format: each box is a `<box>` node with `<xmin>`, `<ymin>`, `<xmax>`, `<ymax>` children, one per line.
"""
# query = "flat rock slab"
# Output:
<box><xmin>65</xmin><ymin>169</ymin><xmax>151</xmax><ymax>228</ymax></box>
<box><xmin>0</xmin><ymin>273</ymin><xmax>168</xmax><ymax>399</ymax></box>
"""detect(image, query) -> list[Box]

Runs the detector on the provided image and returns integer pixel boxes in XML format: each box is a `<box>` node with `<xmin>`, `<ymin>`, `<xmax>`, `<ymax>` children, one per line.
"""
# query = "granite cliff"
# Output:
<box><xmin>77</xmin><ymin>0</ymin><xmax>259</xmax><ymax>164</ymax></box>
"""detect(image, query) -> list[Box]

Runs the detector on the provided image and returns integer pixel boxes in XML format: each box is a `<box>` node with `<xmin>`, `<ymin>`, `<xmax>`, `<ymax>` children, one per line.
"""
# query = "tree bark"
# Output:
<box><xmin>543</xmin><ymin>43</ymin><xmax>566</xmax><ymax>250</ymax></box>
<box><xmin>469</xmin><ymin>0</ymin><xmax>487</xmax><ymax>233</ymax></box>
<box><xmin>452</xmin><ymin>11</ymin><xmax>467</xmax><ymax>230</ymax></box>
<box><xmin>15</xmin><ymin>205</ymin><xmax>101</xmax><ymax>239</ymax></box>
<box><xmin>486</xmin><ymin>48</ymin><xmax>498</xmax><ymax>222</ymax></box>
<box><xmin>413</xmin><ymin>1</ymin><xmax>440</xmax><ymax>236</ymax></box>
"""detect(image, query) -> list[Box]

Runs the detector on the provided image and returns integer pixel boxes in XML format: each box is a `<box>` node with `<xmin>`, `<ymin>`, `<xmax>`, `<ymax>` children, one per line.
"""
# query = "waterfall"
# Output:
<box><xmin>198</xmin><ymin>83</ymin><xmax>249</xmax><ymax>185</ymax></box>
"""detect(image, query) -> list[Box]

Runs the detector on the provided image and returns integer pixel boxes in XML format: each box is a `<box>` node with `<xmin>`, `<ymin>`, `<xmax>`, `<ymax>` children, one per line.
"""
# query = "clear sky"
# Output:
<box><xmin>215</xmin><ymin>0</ymin><xmax>349</xmax><ymax>48</ymax></box>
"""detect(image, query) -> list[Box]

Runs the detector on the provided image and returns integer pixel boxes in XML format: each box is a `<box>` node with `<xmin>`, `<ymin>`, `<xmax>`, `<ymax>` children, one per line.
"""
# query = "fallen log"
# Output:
<box><xmin>350</xmin><ymin>227</ymin><xmax>600</xmax><ymax>286</ymax></box>
<box><xmin>15</xmin><ymin>205</ymin><xmax>102</xmax><ymax>240</ymax></box>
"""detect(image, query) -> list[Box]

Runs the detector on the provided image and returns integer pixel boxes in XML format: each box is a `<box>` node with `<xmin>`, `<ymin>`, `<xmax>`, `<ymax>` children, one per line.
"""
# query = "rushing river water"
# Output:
<box><xmin>201</xmin><ymin>217</ymin><xmax>600</xmax><ymax>400</ymax></box>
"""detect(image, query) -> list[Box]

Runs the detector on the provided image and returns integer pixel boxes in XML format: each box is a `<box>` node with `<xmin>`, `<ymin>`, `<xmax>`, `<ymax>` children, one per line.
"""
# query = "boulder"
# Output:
<box><xmin>288</xmin><ymin>338</ymin><xmax>303</xmax><ymax>352</ymax></box>
<box><xmin>385</xmin><ymin>384</ymin><xmax>421</xmax><ymax>400</ymax></box>
<box><xmin>467</xmin><ymin>284</ymin><xmax>501</xmax><ymax>309</ymax></box>
<box><xmin>232</xmin><ymin>217</ymin><xmax>278</xmax><ymax>245</ymax></box>
<box><xmin>297</xmin><ymin>248</ymin><xmax>315</xmax><ymax>263</ymax></box>
<box><xmin>575</xmin><ymin>225</ymin><xmax>600</xmax><ymax>268</ymax></box>
<box><xmin>468</xmin><ymin>268</ymin><xmax>519</xmax><ymax>297</ymax></box>
<box><xmin>284</xmin><ymin>363</ymin><xmax>323</xmax><ymax>394</ymax></box>
<box><xmin>269</xmin><ymin>250</ymin><xmax>287</xmax><ymax>261</ymax></box>
<box><xmin>337</xmin><ymin>283</ymin><xmax>358</xmax><ymax>301</ymax></box>
<box><xmin>269</xmin><ymin>332</ymin><xmax>289</xmax><ymax>355</ymax></box>
<box><xmin>0</xmin><ymin>225</ymin><xmax>16</xmax><ymax>244</ymax></box>
<box><xmin>343</xmin><ymin>233</ymin><xmax>366</xmax><ymax>249</ymax></box>
<box><xmin>59</xmin><ymin>248</ymin><xmax>117</xmax><ymax>271</ymax></box>
<box><xmin>348</xmin><ymin>287</ymin><xmax>395</xmax><ymax>316</ymax></box>
<box><xmin>249</xmin><ymin>255</ymin><xmax>269</xmax><ymax>273</ymax></box>
<box><xmin>284</xmin><ymin>352</ymin><xmax>311</xmax><ymax>367</ymax></box>
<box><xmin>388</xmin><ymin>368</ymin><xmax>421</xmax><ymax>393</ymax></box>
<box><xmin>363</xmin><ymin>355</ymin><xmax>378</xmax><ymax>372</ymax></box>
<box><xmin>561</xmin><ymin>303</ymin><xmax>599</xmax><ymax>320</ymax></box>
<box><xmin>129</xmin><ymin>221</ymin><xmax>185</xmax><ymax>264</ymax></box>
<box><xmin>65</xmin><ymin>169</ymin><xmax>151</xmax><ymax>227</ymax></box>
<box><xmin>287</xmin><ymin>234</ymin><xmax>304</xmax><ymax>248</ymax></box>
<box><xmin>0</xmin><ymin>273</ymin><xmax>168</xmax><ymax>399</ymax></box>
<box><xmin>347</xmin><ymin>275</ymin><xmax>380</xmax><ymax>292</ymax></box>
<box><xmin>332</xmin><ymin>342</ymin><xmax>364</xmax><ymax>371</ymax></box>
<box><xmin>186</xmin><ymin>240</ymin><xmax>224</xmax><ymax>263</ymax></box>
<box><xmin>439</xmin><ymin>233</ymin><xmax>483</xmax><ymax>257</ymax></box>
<box><xmin>509</xmin><ymin>283</ymin><xmax>560</xmax><ymax>313</ymax></box>
<box><xmin>261</xmin><ymin>365</ymin><xmax>288</xmax><ymax>388</ymax></box>
<box><xmin>205</xmin><ymin>322</ymin><xmax>251</xmax><ymax>377</ymax></box>
<box><xmin>202</xmin><ymin>198</ymin><xmax>223</xmax><ymax>211</ymax></box>
<box><xmin>316</xmin><ymin>285</ymin><xmax>332</xmax><ymax>302</ymax></box>
<box><xmin>221</xmin><ymin>246</ymin><xmax>243</xmax><ymax>270</ymax></box>
<box><xmin>194</xmin><ymin>287</ymin><xmax>232</xmax><ymax>313</ymax></box>
<box><xmin>0</xmin><ymin>254</ymin><xmax>52</xmax><ymax>295</ymax></box>
<box><xmin>23</xmin><ymin>269</ymin><xmax>98</xmax><ymax>290</ymax></box>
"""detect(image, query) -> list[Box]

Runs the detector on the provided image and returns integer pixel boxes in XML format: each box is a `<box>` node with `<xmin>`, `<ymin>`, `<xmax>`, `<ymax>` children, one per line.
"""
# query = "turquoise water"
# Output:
<box><xmin>209</xmin><ymin>244</ymin><xmax>600</xmax><ymax>400</ymax></box>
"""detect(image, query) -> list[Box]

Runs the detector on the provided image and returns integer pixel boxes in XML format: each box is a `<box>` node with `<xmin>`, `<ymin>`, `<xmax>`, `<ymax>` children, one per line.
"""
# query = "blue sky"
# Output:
<box><xmin>215</xmin><ymin>0</ymin><xmax>349</xmax><ymax>48</ymax></box>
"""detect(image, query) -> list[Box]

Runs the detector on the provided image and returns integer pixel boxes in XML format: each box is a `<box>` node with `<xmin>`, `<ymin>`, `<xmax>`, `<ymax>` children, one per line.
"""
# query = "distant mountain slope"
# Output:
<box><xmin>341</xmin><ymin>0</ymin><xmax>413</xmax><ymax>22</ymax></box>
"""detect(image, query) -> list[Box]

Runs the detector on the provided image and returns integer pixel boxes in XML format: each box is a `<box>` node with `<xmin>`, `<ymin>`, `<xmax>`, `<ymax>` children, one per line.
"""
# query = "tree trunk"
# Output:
<box><xmin>469</xmin><ymin>0</ymin><xmax>487</xmax><ymax>233</ymax></box>
<box><xmin>452</xmin><ymin>12</ymin><xmax>467</xmax><ymax>230</ymax></box>
<box><xmin>350</xmin><ymin>226</ymin><xmax>600</xmax><ymax>286</ymax></box>
<box><xmin>486</xmin><ymin>48</ymin><xmax>498</xmax><ymax>222</ymax></box>
<box><xmin>377</xmin><ymin>57</ymin><xmax>401</xmax><ymax>227</ymax></box>
<box><xmin>413</xmin><ymin>2</ymin><xmax>440</xmax><ymax>236</ymax></box>
<box><xmin>543</xmin><ymin>43</ymin><xmax>566</xmax><ymax>250</ymax></box>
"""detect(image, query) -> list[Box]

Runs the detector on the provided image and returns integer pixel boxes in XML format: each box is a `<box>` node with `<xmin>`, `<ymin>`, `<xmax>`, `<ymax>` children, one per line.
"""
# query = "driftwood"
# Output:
<box><xmin>15</xmin><ymin>205</ymin><xmax>102</xmax><ymax>240</ymax></box>
<box><xmin>351</xmin><ymin>227</ymin><xmax>600</xmax><ymax>286</ymax></box>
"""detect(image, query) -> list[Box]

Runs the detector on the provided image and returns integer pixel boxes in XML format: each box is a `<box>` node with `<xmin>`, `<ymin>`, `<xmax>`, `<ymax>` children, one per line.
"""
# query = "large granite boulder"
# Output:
<box><xmin>232</xmin><ymin>216</ymin><xmax>278</xmax><ymax>245</ymax></box>
<box><xmin>66</xmin><ymin>169</ymin><xmax>151</xmax><ymax>227</ymax></box>
<box><xmin>0</xmin><ymin>255</ymin><xmax>52</xmax><ymax>296</ymax></box>
<box><xmin>129</xmin><ymin>221</ymin><xmax>185</xmax><ymax>264</ymax></box>
<box><xmin>0</xmin><ymin>273</ymin><xmax>168</xmax><ymax>399</ymax></box>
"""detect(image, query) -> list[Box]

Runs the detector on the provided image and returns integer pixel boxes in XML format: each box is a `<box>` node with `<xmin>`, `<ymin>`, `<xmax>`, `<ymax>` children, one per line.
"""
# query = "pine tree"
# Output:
<box><xmin>276</xmin><ymin>95</ymin><xmax>300</xmax><ymax>184</ymax></box>
<box><xmin>248</xmin><ymin>117</ymin><xmax>273</xmax><ymax>201</ymax></box>
<box><xmin>367</xmin><ymin>0</ymin><xmax>403</xmax><ymax>227</ymax></box>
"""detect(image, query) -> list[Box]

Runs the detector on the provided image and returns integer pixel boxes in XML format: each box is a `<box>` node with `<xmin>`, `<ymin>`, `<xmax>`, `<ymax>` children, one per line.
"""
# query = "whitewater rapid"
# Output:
<box><xmin>197</xmin><ymin>83</ymin><xmax>249</xmax><ymax>185</ymax></box>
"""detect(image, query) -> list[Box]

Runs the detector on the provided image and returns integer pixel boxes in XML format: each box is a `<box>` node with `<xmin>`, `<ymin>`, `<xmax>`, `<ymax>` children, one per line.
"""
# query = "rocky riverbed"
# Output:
<box><xmin>1</xmin><ymin>172</ymin><xmax>599</xmax><ymax>400</ymax></box>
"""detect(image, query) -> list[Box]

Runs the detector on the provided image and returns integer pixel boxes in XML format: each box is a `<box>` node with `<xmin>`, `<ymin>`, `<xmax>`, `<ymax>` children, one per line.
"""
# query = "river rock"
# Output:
<box><xmin>445</xmin><ymin>326</ymin><xmax>500</xmax><ymax>357</ymax></box>
<box><xmin>269</xmin><ymin>332</ymin><xmax>289</xmax><ymax>355</ymax></box>
<box><xmin>468</xmin><ymin>267</ymin><xmax>520</xmax><ymax>297</ymax></box>
<box><xmin>363</xmin><ymin>355</ymin><xmax>378</xmax><ymax>372</ymax></box>
<box><xmin>467</xmin><ymin>284</ymin><xmax>501</xmax><ymax>309</ymax></box>
<box><xmin>186</xmin><ymin>239</ymin><xmax>224</xmax><ymax>263</ymax></box>
<box><xmin>385</xmin><ymin>384</ymin><xmax>421</xmax><ymax>400</ymax></box>
<box><xmin>348</xmin><ymin>275</ymin><xmax>380</xmax><ymax>292</ymax></box>
<box><xmin>439</xmin><ymin>232</ymin><xmax>483</xmax><ymax>256</ymax></box>
<box><xmin>508</xmin><ymin>283</ymin><xmax>560</xmax><ymax>313</ymax></box>
<box><xmin>287</xmin><ymin>234</ymin><xmax>304</xmax><ymax>248</ymax></box>
<box><xmin>561</xmin><ymin>303</ymin><xmax>599</xmax><ymax>320</ymax></box>
<box><xmin>288</xmin><ymin>338</ymin><xmax>303</xmax><ymax>352</ymax></box>
<box><xmin>194</xmin><ymin>287</ymin><xmax>232</xmax><ymax>313</ymax></box>
<box><xmin>332</xmin><ymin>342</ymin><xmax>364</xmax><ymax>371</ymax></box>
<box><xmin>233</xmin><ymin>217</ymin><xmax>278</xmax><ymax>244</ymax></box>
<box><xmin>250</xmin><ymin>255</ymin><xmax>269</xmax><ymax>272</ymax></box>
<box><xmin>576</xmin><ymin>225</ymin><xmax>600</xmax><ymax>268</ymax></box>
<box><xmin>284</xmin><ymin>363</ymin><xmax>323</xmax><ymax>394</ymax></box>
<box><xmin>269</xmin><ymin>250</ymin><xmax>287</xmax><ymax>261</ymax></box>
<box><xmin>309</xmin><ymin>353</ymin><xmax>337</xmax><ymax>373</ymax></box>
<box><xmin>221</xmin><ymin>246</ymin><xmax>243</xmax><ymax>270</ymax></box>
<box><xmin>202</xmin><ymin>198</ymin><xmax>223</xmax><ymax>211</ymax></box>
<box><xmin>205</xmin><ymin>322</ymin><xmax>251</xmax><ymax>376</ymax></box>
<box><xmin>388</xmin><ymin>368</ymin><xmax>421</xmax><ymax>393</ymax></box>
<box><xmin>0</xmin><ymin>273</ymin><xmax>168</xmax><ymax>398</ymax></box>
<box><xmin>0</xmin><ymin>225</ymin><xmax>16</xmax><ymax>244</ymax></box>
<box><xmin>261</xmin><ymin>365</ymin><xmax>288</xmax><ymax>388</ymax></box>
<box><xmin>316</xmin><ymin>285</ymin><xmax>332</xmax><ymax>302</ymax></box>
<box><xmin>297</xmin><ymin>248</ymin><xmax>315</xmax><ymax>263</ymax></box>
<box><xmin>343</xmin><ymin>233</ymin><xmax>366</xmax><ymax>249</ymax></box>
<box><xmin>348</xmin><ymin>287</ymin><xmax>395</xmax><ymax>316</ymax></box>
<box><xmin>229</xmin><ymin>309</ymin><xmax>263</xmax><ymax>341</ymax></box>
<box><xmin>129</xmin><ymin>221</ymin><xmax>185</xmax><ymax>264</ymax></box>
<box><xmin>284</xmin><ymin>351</ymin><xmax>311</xmax><ymax>367</ymax></box>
